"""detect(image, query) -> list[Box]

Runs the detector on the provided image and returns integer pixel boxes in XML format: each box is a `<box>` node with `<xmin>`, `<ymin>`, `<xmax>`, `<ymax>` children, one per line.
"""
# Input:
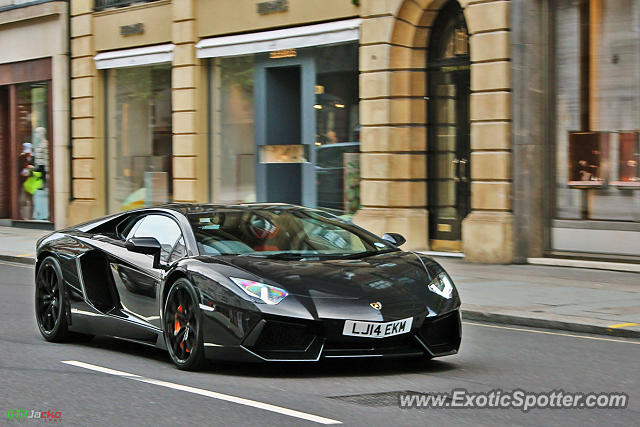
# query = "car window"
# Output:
<box><xmin>168</xmin><ymin>237</ymin><xmax>187</xmax><ymax>264</ymax></box>
<box><xmin>131</xmin><ymin>215</ymin><xmax>184</xmax><ymax>263</ymax></box>
<box><xmin>117</xmin><ymin>215</ymin><xmax>139</xmax><ymax>240</ymax></box>
<box><xmin>187</xmin><ymin>208</ymin><xmax>395</xmax><ymax>256</ymax></box>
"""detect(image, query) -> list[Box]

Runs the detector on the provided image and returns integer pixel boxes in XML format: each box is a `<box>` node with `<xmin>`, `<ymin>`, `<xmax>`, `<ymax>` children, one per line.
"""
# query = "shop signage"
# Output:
<box><xmin>269</xmin><ymin>49</ymin><xmax>297</xmax><ymax>59</ymax></box>
<box><xmin>120</xmin><ymin>23</ymin><xmax>144</xmax><ymax>36</ymax></box>
<box><xmin>440</xmin><ymin>64</ymin><xmax>470</xmax><ymax>72</ymax></box>
<box><xmin>259</xmin><ymin>145</ymin><xmax>308</xmax><ymax>163</ymax></box>
<box><xmin>437</xmin><ymin>223</ymin><xmax>452</xmax><ymax>233</ymax></box>
<box><xmin>257</xmin><ymin>0</ymin><xmax>288</xmax><ymax>14</ymax></box>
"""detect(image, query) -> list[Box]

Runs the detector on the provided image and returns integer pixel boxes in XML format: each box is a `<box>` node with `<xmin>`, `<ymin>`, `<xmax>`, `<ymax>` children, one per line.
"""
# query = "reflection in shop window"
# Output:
<box><xmin>209</xmin><ymin>43</ymin><xmax>360</xmax><ymax>215</ymax></box>
<box><xmin>313</xmin><ymin>43</ymin><xmax>360</xmax><ymax>215</ymax></box>
<box><xmin>106</xmin><ymin>65</ymin><xmax>172</xmax><ymax>212</ymax></box>
<box><xmin>554</xmin><ymin>0</ymin><xmax>640</xmax><ymax>221</ymax></box>
<box><xmin>211</xmin><ymin>56</ymin><xmax>256</xmax><ymax>204</ymax></box>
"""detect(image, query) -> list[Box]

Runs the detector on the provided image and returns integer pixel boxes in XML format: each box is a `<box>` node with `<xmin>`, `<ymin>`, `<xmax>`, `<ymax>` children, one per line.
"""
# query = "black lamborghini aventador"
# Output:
<box><xmin>34</xmin><ymin>203</ymin><xmax>461</xmax><ymax>370</ymax></box>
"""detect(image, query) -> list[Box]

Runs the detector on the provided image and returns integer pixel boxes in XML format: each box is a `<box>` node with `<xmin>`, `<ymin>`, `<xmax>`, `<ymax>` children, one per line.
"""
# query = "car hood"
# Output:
<box><xmin>211</xmin><ymin>251</ymin><xmax>457</xmax><ymax>320</ymax></box>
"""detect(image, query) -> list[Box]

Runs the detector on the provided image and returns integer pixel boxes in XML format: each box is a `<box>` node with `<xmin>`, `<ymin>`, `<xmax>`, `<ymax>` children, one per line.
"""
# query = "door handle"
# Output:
<box><xmin>459</xmin><ymin>158</ymin><xmax>468</xmax><ymax>182</ymax></box>
<box><xmin>451</xmin><ymin>158</ymin><xmax>460</xmax><ymax>182</ymax></box>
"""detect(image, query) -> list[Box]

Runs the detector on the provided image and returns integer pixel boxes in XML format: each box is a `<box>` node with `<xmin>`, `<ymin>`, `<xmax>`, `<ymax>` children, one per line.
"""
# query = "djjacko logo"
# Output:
<box><xmin>6</xmin><ymin>409</ymin><xmax>63</xmax><ymax>422</ymax></box>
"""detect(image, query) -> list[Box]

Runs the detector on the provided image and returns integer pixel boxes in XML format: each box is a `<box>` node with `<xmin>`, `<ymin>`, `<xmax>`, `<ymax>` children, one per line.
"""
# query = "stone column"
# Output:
<box><xmin>462</xmin><ymin>0</ymin><xmax>515</xmax><ymax>263</ymax></box>
<box><xmin>68</xmin><ymin>0</ymin><xmax>103</xmax><ymax>224</ymax></box>
<box><xmin>51</xmin><ymin>3</ymin><xmax>70</xmax><ymax>228</ymax></box>
<box><xmin>511</xmin><ymin>0</ymin><xmax>544</xmax><ymax>262</ymax></box>
<box><xmin>353</xmin><ymin>0</ymin><xmax>433</xmax><ymax>250</ymax></box>
<box><xmin>171</xmin><ymin>0</ymin><xmax>207</xmax><ymax>203</ymax></box>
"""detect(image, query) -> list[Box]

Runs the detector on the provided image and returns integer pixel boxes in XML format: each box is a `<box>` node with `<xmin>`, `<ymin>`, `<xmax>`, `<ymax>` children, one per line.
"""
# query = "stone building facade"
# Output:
<box><xmin>354</xmin><ymin>0</ymin><xmax>513</xmax><ymax>262</ymax></box>
<box><xmin>63</xmin><ymin>0</ymin><xmax>640</xmax><ymax>263</ymax></box>
<box><xmin>0</xmin><ymin>0</ymin><xmax>69</xmax><ymax>228</ymax></box>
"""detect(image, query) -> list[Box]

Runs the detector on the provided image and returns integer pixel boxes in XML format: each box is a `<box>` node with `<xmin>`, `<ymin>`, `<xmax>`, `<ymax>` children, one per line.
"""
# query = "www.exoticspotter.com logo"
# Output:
<box><xmin>6</xmin><ymin>410</ymin><xmax>62</xmax><ymax>422</ymax></box>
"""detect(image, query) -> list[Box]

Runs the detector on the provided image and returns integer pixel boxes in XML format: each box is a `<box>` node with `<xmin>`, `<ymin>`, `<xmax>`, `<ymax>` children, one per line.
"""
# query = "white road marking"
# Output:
<box><xmin>463</xmin><ymin>321</ymin><xmax>640</xmax><ymax>345</ymax></box>
<box><xmin>0</xmin><ymin>261</ymin><xmax>34</xmax><ymax>269</ymax></box>
<box><xmin>63</xmin><ymin>360</ymin><xmax>142</xmax><ymax>377</ymax></box>
<box><xmin>61</xmin><ymin>360</ymin><xmax>341</xmax><ymax>425</ymax></box>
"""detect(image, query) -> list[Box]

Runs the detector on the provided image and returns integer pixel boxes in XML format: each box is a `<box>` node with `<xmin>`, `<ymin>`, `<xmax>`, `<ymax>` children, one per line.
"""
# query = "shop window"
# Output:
<box><xmin>16</xmin><ymin>82</ymin><xmax>50</xmax><ymax>221</ymax></box>
<box><xmin>567</xmin><ymin>131</ymin><xmax>608</xmax><ymax>186</ymax></box>
<box><xmin>614</xmin><ymin>132</ymin><xmax>640</xmax><ymax>186</ymax></box>
<box><xmin>554</xmin><ymin>0</ymin><xmax>640</xmax><ymax>221</ymax></box>
<box><xmin>209</xmin><ymin>42</ymin><xmax>360</xmax><ymax>215</ymax></box>
<box><xmin>313</xmin><ymin>43</ymin><xmax>360</xmax><ymax>215</ymax></box>
<box><xmin>106</xmin><ymin>64</ymin><xmax>172</xmax><ymax>212</ymax></box>
<box><xmin>210</xmin><ymin>56</ymin><xmax>257</xmax><ymax>204</ymax></box>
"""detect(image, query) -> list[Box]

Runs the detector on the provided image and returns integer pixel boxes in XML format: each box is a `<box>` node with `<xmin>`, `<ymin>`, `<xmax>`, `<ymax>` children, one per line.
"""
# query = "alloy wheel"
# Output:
<box><xmin>165</xmin><ymin>286</ymin><xmax>198</xmax><ymax>362</ymax></box>
<box><xmin>36</xmin><ymin>261</ymin><xmax>61</xmax><ymax>333</ymax></box>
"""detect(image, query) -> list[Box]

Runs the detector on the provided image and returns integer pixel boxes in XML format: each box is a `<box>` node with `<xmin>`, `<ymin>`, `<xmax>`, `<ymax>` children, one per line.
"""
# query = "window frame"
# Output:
<box><xmin>124</xmin><ymin>211</ymin><xmax>192</xmax><ymax>264</ymax></box>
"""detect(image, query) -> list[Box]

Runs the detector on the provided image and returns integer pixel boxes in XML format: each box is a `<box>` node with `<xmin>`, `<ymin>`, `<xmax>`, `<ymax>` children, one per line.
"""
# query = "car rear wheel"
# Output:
<box><xmin>163</xmin><ymin>278</ymin><xmax>206</xmax><ymax>371</ymax></box>
<box><xmin>35</xmin><ymin>256</ymin><xmax>71</xmax><ymax>342</ymax></box>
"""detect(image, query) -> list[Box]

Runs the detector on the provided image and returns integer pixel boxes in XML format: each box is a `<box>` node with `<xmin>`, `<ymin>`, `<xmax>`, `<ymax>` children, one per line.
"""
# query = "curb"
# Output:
<box><xmin>0</xmin><ymin>255</ymin><xmax>36</xmax><ymax>265</ymax></box>
<box><xmin>462</xmin><ymin>310</ymin><xmax>640</xmax><ymax>340</ymax></box>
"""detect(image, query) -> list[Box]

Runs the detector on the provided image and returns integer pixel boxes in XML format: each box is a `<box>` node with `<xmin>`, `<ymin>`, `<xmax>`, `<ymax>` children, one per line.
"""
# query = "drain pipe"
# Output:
<box><xmin>67</xmin><ymin>0</ymin><xmax>74</xmax><ymax>204</ymax></box>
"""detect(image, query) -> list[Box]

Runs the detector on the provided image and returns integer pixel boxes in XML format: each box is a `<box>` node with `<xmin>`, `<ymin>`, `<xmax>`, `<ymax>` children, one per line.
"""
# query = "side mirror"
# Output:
<box><xmin>125</xmin><ymin>237</ymin><xmax>164</xmax><ymax>270</ymax></box>
<box><xmin>382</xmin><ymin>232</ymin><xmax>406</xmax><ymax>247</ymax></box>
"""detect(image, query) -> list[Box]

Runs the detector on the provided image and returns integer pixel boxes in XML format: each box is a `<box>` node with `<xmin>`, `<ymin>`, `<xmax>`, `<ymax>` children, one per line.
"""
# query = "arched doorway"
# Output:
<box><xmin>427</xmin><ymin>0</ymin><xmax>470</xmax><ymax>252</ymax></box>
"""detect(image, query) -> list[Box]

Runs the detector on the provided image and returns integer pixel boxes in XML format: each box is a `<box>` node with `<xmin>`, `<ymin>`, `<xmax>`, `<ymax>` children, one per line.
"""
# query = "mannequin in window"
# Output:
<box><xmin>33</xmin><ymin>126</ymin><xmax>49</xmax><ymax>220</ymax></box>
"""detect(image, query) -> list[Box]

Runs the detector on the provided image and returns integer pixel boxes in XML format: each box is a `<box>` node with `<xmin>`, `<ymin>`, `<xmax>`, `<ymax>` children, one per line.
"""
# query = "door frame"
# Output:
<box><xmin>253</xmin><ymin>54</ymin><xmax>316</xmax><ymax>206</ymax></box>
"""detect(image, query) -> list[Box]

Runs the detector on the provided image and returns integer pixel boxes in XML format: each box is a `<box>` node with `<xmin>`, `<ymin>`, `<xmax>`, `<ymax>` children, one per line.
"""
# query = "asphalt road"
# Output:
<box><xmin>1</xmin><ymin>260</ymin><xmax>638</xmax><ymax>426</ymax></box>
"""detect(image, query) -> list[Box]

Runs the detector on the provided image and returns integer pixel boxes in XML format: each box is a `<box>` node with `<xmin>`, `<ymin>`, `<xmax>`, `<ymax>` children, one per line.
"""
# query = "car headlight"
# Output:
<box><xmin>428</xmin><ymin>272</ymin><xmax>454</xmax><ymax>299</ymax></box>
<box><xmin>229</xmin><ymin>277</ymin><xmax>288</xmax><ymax>305</ymax></box>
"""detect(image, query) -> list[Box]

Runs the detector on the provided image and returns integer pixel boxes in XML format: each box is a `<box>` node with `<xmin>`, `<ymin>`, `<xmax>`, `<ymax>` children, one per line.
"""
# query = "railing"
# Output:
<box><xmin>94</xmin><ymin>0</ymin><xmax>161</xmax><ymax>12</ymax></box>
<box><xmin>0</xmin><ymin>0</ymin><xmax>56</xmax><ymax>10</ymax></box>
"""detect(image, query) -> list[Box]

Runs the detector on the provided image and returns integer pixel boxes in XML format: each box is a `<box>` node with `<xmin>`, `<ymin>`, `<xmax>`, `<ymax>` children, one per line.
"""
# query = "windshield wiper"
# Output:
<box><xmin>240</xmin><ymin>252</ymin><xmax>311</xmax><ymax>260</ymax></box>
<box><xmin>238</xmin><ymin>248</ymin><xmax>399</xmax><ymax>260</ymax></box>
<box><xmin>337</xmin><ymin>248</ymin><xmax>400</xmax><ymax>259</ymax></box>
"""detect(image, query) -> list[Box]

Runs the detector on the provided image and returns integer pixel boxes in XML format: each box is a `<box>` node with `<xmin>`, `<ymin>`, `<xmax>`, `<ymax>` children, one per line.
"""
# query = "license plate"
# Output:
<box><xmin>342</xmin><ymin>317</ymin><xmax>413</xmax><ymax>339</ymax></box>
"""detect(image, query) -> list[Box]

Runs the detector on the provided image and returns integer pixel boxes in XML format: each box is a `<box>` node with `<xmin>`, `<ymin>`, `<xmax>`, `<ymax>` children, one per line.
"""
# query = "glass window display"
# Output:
<box><xmin>16</xmin><ymin>82</ymin><xmax>50</xmax><ymax>221</ymax></box>
<box><xmin>209</xmin><ymin>43</ymin><xmax>360</xmax><ymax>214</ymax></box>
<box><xmin>313</xmin><ymin>43</ymin><xmax>360</xmax><ymax>215</ymax></box>
<box><xmin>567</xmin><ymin>131</ymin><xmax>608</xmax><ymax>186</ymax></box>
<box><xmin>210</xmin><ymin>56</ymin><xmax>257</xmax><ymax>204</ymax></box>
<box><xmin>106</xmin><ymin>64</ymin><xmax>172</xmax><ymax>212</ymax></box>
<box><xmin>553</xmin><ymin>0</ymin><xmax>640</xmax><ymax>221</ymax></box>
<box><xmin>614</xmin><ymin>132</ymin><xmax>640</xmax><ymax>185</ymax></box>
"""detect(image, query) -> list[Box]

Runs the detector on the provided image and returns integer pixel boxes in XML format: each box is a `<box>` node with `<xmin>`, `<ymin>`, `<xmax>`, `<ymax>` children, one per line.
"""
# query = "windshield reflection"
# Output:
<box><xmin>187</xmin><ymin>207</ymin><xmax>397</xmax><ymax>258</ymax></box>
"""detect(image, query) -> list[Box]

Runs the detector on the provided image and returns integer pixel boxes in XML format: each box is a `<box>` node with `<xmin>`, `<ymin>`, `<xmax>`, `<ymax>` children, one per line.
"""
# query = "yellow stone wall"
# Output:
<box><xmin>171</xmin><ymin>0</ymin><xmax>208</xmax><ymax>203</ymax></box>
<box><xmin>67</xmin><ymin>0</ymin><xmax>514</xmax><ymax>262</ymax></box>
<box><xmin>68</xmin><ymin>0</ymin><xmax>209</xmax><ymax>224</ymax></box>
<box><xmin>69</xmin><ymin>0</ymin><xmax>103</xmax><ymax>225</ymax></box>
<box><xmin>196</xmin><ymin>0</ymin><xmax>359</xmax><ymax>37</ymax></box>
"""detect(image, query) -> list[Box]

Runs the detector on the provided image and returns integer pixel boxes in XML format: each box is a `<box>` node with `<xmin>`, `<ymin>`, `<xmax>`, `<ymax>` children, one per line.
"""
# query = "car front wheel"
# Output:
<box><xmin>163</xmin><ymin>278</ymin><xmax>206</xmax><ymax>371</ymax></box>
<box><xmin>35</xmin><ymin>256</ymin><xmax>70</xmax><ymax>342</ymax></box>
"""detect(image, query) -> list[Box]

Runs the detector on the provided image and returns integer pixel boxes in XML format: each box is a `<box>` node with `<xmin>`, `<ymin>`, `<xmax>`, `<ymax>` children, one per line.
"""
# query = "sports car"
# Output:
<box><xmin>35</xmin><ymin>203</ymin><xmax>461</xmax><ymax>370</ymax></box>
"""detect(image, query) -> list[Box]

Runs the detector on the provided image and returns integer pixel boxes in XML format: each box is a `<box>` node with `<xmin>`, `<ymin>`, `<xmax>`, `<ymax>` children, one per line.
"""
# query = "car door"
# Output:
<box><xmin>111</xmin><ymin>214</ymin><xmax>186</xmax><ymax>329</ymax></box>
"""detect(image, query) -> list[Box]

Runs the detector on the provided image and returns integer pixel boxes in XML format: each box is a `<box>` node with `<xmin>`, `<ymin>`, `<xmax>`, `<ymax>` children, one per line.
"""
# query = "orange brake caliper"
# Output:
<box><xmin>175</xmin><ymin>305</ymin><xmax>188</xmax><ymax>352</ymax></box>
<box><xmin>174</xmin><ymin>305</ymin><xmax>182</xmax><ymax>334</ymax></box>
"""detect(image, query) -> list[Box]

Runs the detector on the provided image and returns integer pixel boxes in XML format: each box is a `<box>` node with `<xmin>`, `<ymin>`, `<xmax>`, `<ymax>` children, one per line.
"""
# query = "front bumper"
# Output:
<box><xmin>202</xmin><ymin>309</ymin><xmax>461</xmax><ymax>362</ymax></box>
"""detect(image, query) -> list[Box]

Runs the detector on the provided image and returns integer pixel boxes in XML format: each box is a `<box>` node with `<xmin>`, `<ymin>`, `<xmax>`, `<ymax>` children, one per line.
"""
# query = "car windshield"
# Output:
<box><xmin>187</xmin><ymin>207</ymin><xmax>398</xmax><ymax>258</ymax></box>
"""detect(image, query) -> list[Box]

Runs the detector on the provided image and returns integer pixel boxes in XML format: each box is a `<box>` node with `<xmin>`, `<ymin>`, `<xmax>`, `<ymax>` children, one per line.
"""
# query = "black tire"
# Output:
<box><xmin>163</xmin><ymin>278</ymin><xmax>206</xmax><ymax>371</ymax></box>
<box><xmin>35</xmin><ymin>256</ymin><xmax>71</xmax><ymax>342</ymax></box>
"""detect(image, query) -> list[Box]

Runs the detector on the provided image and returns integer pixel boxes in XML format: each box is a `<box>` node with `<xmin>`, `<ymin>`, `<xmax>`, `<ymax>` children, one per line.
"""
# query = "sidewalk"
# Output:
<box><xmin>0</xmin><ymin>225</ymin><xmax>638</xmax><ymax>338</ymax></box>
<box><xmin>0</xmin><ymin>225</ymin><xmax>49</xmax><ymax>264</ymax></box>
<box><xmin>433</xmin><ymin>257</ymin><xmax>640</xmax><ymax>339</ymax></box>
